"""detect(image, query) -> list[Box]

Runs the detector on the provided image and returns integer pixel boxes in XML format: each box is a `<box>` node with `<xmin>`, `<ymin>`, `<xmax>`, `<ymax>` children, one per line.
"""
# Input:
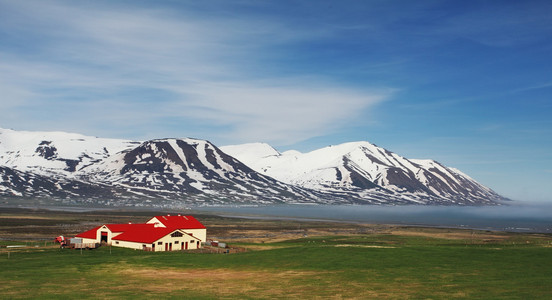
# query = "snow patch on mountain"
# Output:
<box><xmin>0</xmin><ymin>128</ymin><xmax>137</xmax><ymax>177</ymax></box>
<box><xmin>0</xmin><ymin>128</ymin><xmax>506</xmax><ymax>206</ymax></box>
<box><xmin>221</xmin><ymin>141</ymin><xmax>506</xmax><ymax>205</ymax></box>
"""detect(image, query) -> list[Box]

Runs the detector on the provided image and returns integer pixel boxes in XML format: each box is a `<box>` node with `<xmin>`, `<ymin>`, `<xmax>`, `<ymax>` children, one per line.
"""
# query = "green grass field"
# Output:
<box><xmin>2</xmin><ymin>233</ymin><xmax>551</xmax><ymax>299</ymax></box>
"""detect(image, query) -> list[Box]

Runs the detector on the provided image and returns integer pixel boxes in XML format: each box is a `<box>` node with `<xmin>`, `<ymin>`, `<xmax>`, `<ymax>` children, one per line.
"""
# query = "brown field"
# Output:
<box><xmin>1</xmin><ymin>206</ymin><xmax>548</xmax><ymax>245</ymax></box>
<box><xmin>0</xmin><ymin>206</ymin><xmax>392</xmax><ymax>242</ymax></box>
<box><xmin>2</xmin><ymin>206</ymin><xmax>552</xmax><ymax>299</ymax></box>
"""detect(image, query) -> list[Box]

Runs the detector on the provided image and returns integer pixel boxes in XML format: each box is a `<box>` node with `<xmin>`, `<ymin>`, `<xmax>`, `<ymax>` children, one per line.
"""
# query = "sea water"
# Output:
<box><xmin>195</xmin><ymin>203</ymin><xmax>552</xmax><ymax>233</ymax></box>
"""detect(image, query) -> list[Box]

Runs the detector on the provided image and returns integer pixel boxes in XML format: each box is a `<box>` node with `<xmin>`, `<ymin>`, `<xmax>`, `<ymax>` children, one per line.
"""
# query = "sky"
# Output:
<box><xmin>0</xmin><ymin>0</ymin><xmax>551</xmax><ymax>203</ymax></box>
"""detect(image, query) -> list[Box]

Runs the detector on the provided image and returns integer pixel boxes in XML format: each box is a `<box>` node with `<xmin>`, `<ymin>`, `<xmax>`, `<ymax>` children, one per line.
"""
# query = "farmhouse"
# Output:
<box><xmin>75</xmin><ymin>214</ymin><xmax>206</xmax><ymax>252</ymax></box>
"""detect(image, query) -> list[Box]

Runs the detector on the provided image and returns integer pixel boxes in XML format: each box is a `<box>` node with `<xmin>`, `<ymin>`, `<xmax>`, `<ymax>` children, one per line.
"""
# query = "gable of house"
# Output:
<box><xmin>146</xmin><ymin>215</ymin><xmax>206</xmax><ymax>230</ymax></box>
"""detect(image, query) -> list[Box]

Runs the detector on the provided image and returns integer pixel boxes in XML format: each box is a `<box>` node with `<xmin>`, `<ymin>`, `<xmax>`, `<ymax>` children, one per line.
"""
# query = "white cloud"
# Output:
<box><xmin>171</xmin><ymin>82</ymin><xmax>389</xmax><ymax>144</ymax></box>
<box><xmin>511</xmin><ymin>81</ymin><xmax>552</xmax><ymax>93</ymax></box>
<box><xmin>0</xmin><ymin>0</ymin><xmax>391</xmax><ymax>144</ymax></box>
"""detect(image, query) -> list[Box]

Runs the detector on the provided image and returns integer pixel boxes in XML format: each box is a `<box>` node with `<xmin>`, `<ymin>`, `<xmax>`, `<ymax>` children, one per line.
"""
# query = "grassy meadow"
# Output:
<box><xmin>1</xmin><ymin>207</ymin><xmax>551</xmax><ymax>299</ymax></box>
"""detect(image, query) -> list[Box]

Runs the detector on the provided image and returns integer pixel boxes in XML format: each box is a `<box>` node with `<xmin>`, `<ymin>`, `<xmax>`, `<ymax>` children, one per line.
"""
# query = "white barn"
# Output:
<box><xmin>76</xmin><ymin>214</ymin><xmax>206</xmax><ymax>252</ymax></box>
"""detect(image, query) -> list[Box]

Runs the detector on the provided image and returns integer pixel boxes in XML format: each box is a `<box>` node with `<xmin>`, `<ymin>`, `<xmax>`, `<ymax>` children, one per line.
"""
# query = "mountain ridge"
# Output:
<box><xmin>220</xmin><ymin>141</ymin><xmax>506</xmax><ymax>205</ymax></box>
<box><xmin>1</xmin><ymin>128</ymin><xmax>507</xmax><ymax>207</ymax></box>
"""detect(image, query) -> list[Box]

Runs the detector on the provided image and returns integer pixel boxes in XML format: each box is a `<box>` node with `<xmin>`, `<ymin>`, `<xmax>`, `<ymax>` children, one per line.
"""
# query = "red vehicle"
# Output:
<box><xmin>54</xmin><ymin>236</ymin><xmax>69</xmax><ymax>248</ymax></box>
<box><xmin>54</xmin><ymin>236</ymin><xmax>99</xmax><ymax>249</ymax></box>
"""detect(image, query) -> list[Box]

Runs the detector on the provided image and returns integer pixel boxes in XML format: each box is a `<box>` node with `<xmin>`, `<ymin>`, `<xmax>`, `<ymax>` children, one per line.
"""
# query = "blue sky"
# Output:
<box><xmin>1</xmin><ymin>0</ymin><xmax>551</xmax><ymax>202</ymax></box>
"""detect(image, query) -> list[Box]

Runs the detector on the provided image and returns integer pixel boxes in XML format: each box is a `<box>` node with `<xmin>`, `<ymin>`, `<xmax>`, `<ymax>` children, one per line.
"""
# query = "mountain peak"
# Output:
<box><xmin>223</xmin><ymin>140</ymin><xmax>507</xmax><ymax>205</ymax></box>
<box><xmin>1</xmin><ymin>128</ymin><xmax>507</xmax><ymax>206</ymax></box>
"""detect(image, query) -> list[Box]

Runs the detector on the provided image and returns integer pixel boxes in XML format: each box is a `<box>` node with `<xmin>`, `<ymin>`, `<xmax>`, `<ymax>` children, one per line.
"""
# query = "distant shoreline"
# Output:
<box><xmin>2</xmin><ymin>203</ymin><xmax>550</xmax><ymax>234</ymax></box>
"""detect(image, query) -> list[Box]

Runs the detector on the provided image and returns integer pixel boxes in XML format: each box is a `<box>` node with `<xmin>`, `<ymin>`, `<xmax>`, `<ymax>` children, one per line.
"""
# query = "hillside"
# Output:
<box><xmin>1</xmin><ymin>128</ymin><xmax>507</xmax><ymax>206</ymax></box>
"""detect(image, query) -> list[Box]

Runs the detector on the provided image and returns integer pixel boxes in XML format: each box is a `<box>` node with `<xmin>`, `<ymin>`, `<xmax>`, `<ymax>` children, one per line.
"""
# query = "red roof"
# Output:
<box><xmin>148</xmin><ymin>215</ymin><xmax>206</xmax><ymax>229</ymax></box>
<box><xmin>75</xmin><ymin>223</ymin><xmax>155</xmax><ymax>239</ymax></box>
<box><xmin>75</xmin><ymin>215</ymin><xmax>205</xmax><ymax>244</ymax></box>
<box><xmin>113</xmin><ymin>227</ymin><xmax>198</xmax><ymax>244</ymax></box>
<box><xmin>106</xmin><ymin>223</ymin><xmax>154</xmax><ymax>233</ymax></box>
<box><xmin>113</xmin><ymin>226</ymin><xmax>171</xmax><ymax>243</ymax></box>
<box><xmin>75</xmin><ymin>226</ymin><xmax>101</xmax><ymax>239</ymax></box>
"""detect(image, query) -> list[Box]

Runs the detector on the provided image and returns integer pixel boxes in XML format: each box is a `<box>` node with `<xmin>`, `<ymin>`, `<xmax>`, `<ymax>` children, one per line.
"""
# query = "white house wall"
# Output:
<box><xmin>80</xmin><ymin>237</ymin><xmax>97</xmax><ymax>244</ymax></box>
<box><xmin>78</xmin><ymin>219</ymin><xmax>207</xmax><ymax>252</ymax></box>
<box><xmin>96</xmin><ymin>226</ymin><xmax>113</xmax><ymax>243</ymax></box>
<box><xmin>113</xmin><ymin>231</ymin><xmax>201</xmax><ymax>252</ymax></box>
<box><xmin>111</xmin><ymin>239</ymin><xmax>146</xmax><ymax>251</ymax></box>
<box><xmin>182</xmin><ymin>229</ymin><xmax>206</xmax><ymax>243</ymax></box>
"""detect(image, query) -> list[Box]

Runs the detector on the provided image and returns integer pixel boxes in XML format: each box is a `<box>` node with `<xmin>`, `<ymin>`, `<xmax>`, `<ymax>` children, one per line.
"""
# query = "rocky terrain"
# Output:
<box><xmin>0</xmin><ymin>128</ymin><xmax>507</xmax><ymax>207</ymax></box>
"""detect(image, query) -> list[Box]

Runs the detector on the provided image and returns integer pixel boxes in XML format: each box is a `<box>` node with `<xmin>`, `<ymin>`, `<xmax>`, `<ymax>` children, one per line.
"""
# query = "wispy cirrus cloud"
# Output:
<box><xmin>441</xmin><ymin>2</ymin><xmax>552</xmax><ymax>47</ymax></box>
<box><xmin>0</xmin><ymin>0</ymin><xmax>390</xmax><ymax>144</ymax></box>
<box><xmin>511</xmin><ymin>81</ymin><xmax>552</xmax><ymax>94</ymax></box>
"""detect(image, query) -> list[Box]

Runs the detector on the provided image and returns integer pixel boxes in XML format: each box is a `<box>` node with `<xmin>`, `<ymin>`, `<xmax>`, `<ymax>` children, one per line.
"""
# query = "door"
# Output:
<box><xmin>101</xmin><ymin>232</ymin><xmax>108</xmax><ymax>243</ymax></box>
<box><xmin>185</xmin><ymin>242</ymin><xmax>188</xmax><ymax>250</ymax></box>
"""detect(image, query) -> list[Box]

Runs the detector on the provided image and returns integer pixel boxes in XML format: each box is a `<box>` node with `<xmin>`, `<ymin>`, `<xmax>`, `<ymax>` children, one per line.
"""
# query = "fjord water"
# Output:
<box><xmin>196</xmin><ymin>203</ymin><xmax>552</xmax><ymax>233</ymax></box>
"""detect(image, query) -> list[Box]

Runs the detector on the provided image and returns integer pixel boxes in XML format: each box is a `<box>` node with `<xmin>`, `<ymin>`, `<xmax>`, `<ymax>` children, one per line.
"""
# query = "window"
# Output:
<box><xmin>175</xmin><ymin>241</ymin><xmax>179</xmax><ymax>244</ymax></box>
<box><xmin>171</xmin><ymin>231</ymin><xmax>183</xmax><ymax>237</ymax></box>
<box><xmin>158</xmin><ymin>241</ymin><xmax>162</xmax><ymax>245</ymax></box>
<box><xmin>115</xmin><ymin>241</ymin><xmax>119</xmax><ymax>244</ymax></box>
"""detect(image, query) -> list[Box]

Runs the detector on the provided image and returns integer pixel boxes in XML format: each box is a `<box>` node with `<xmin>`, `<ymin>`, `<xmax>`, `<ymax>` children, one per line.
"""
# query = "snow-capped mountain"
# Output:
<box><xmin>220</xmin><ymin>142</ymin><xmax>506</xmax><ymax>205</ymax></box>
<box><xmin>0</xmin><ymin>128</ymin><xmax>138</xmax><ymax>176</ymax></box>
<box><xmin>0</xmin><ymin>166</ymin><xmax>126</xmax><ymax>200</ymax></box>
<box><xmin>0</xmin><ymin>128</ymin><xmax>319</xmax><ymax>206</ymax></box>
<box><xmin>0</xmin><ymin>128</ymin><xmax>507</xmax><ymax>206</ymax></box>
<box><xmin>78</xmin><ymin>138</ymin><xmax>315</xmax><ymax>205</ymax></box>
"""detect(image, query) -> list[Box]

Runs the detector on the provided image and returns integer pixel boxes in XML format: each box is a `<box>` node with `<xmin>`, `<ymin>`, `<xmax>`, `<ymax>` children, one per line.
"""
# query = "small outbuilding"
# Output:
<box><xmin>76</xmin><ymin>214</ymin><xmax>206</xmax><ymax>252</ymax></box>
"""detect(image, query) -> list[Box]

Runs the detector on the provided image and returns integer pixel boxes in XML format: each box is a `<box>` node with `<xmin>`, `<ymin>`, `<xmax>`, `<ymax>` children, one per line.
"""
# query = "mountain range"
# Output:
<box><xmin>0</xmin><ymin>128</ymin><xmax>507</xmax><ymax>207</ymax></box>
